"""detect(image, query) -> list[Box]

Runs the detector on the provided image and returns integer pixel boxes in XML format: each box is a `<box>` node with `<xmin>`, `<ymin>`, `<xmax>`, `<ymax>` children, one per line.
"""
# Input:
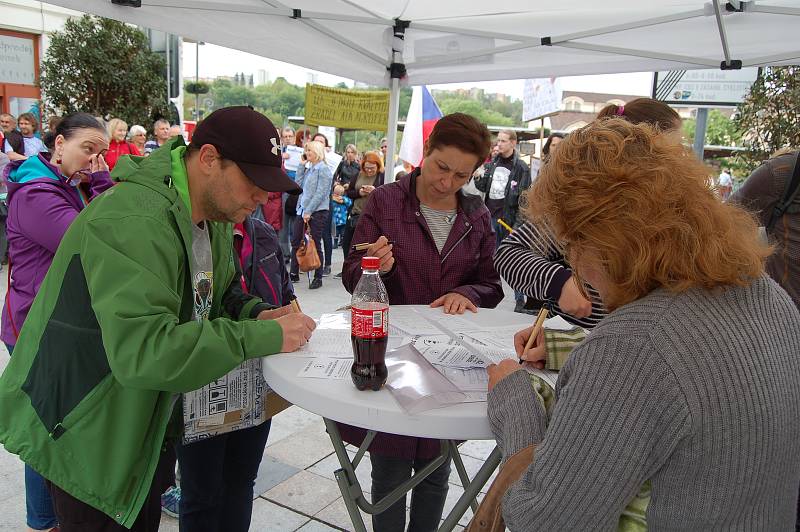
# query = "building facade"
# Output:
<box><xmin>549</xmin><ymin>90</ymin><xmax>695</xmax><ymax>132</ymax></box>
<box><xmin>0</xmin><ymin>0</ymin><xmax>81</xmax><ymax>116</ymax></box>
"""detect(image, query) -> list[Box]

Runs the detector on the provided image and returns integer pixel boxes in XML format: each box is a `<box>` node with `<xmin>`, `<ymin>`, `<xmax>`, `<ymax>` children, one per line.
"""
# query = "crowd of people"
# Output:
<box><xmin>0</xmin><ymin>96</ymin><xmax>798</xmax><ymax>532</ymax></box>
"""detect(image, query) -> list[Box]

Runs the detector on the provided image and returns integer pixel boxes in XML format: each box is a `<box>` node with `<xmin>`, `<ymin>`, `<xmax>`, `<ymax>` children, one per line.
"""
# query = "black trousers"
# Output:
<box><xmin>176</xmin><ymin>420</ymin><xmax>272</xmax><ymax>532</ymax></box>
<box><xmin>340</xmin><ymin>213</ymin><xmax>360</xmax><ymax>261</ymax></box>
<box><xmin>370</xmin><ymin>454</ymin><xmax>452</xmax><ymax>532</ymax></box>
<box><xmin>290</xmin><ymin>210</ymin><xmax>327</xmax><ymax>280</ymax></box>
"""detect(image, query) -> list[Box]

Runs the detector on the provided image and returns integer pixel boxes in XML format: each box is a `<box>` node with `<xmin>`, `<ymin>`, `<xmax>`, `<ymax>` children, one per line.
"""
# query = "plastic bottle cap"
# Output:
<box><xmin>362</xmin><ymin>256</ymin><xmax>380</xmax><ymax>270</ymax></box>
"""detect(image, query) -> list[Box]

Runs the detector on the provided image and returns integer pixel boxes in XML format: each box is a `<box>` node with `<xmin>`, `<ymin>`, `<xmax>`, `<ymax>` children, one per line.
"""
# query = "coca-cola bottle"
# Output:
<box><xmin>350</xmin><ymin>256</ymin><xmax>389</xmax><ymax>391</ymax></box>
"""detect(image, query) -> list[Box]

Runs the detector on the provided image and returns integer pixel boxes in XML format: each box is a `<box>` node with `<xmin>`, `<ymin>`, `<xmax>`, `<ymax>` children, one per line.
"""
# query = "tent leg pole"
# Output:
<box><xmin>385</xmin><ymin>77</ymin><xmax>401</xmax><ymax>183</ymax></box>
<box><xmin>540</xmin><ymin>118</ymin><xmax>545</xmax><ymax>157</ymax></box>
<box><xmin>693</xmin><ymin>107</ymin><xmax>709</xmax><ymax>160</ymax></box>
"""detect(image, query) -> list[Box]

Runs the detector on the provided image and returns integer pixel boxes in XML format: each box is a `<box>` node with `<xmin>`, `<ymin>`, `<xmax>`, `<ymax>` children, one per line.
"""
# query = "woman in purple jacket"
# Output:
<box><xmin>341</xmin><ymin>113</ymin><xmax>504</xmax><ymax>531</ymax></box>
<box><xmin>2</xmin><ymin>112</ymin><xmax>111</xmax><ymax>532</ymax></box>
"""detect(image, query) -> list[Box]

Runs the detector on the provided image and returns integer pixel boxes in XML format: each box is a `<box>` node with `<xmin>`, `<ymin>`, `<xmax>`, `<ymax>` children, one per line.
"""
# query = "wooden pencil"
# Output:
<box><xmin>520</xmin><ymin>306</ymin><xmax>549</xmax><ymax>364</ymax></box>
<box><xmin>351</xmin><ymin>240</ymin><xmax>394</xmax><ymax>251</ymax></box>
<box><xmin>290</xmin><ymin>299</ymin><xmax>302</xmax><ymax>314</ymax></box>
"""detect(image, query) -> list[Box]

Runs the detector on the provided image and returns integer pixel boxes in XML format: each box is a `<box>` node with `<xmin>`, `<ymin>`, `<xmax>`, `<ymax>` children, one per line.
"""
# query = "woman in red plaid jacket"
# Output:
<box><xmin>341</xmin><ymin>113</ymin><xmax>504</xmax><ymax>532</ymax></box>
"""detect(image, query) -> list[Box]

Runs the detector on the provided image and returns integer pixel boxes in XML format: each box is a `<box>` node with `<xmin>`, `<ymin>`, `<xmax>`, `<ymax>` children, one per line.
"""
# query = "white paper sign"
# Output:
<box><xmin>283</xmin><ymin>145</ymin><xmax>304</xmax><ymax>172</ymax></box>
<box><xmin>523</xmin><ymin>78</ymin><xmax>561</xmax><ymax>122</ymax></box>
<box><xmin>0</xmin><ymin>35</ymin><xmax>36</xmax><ymax>85</ymax></box>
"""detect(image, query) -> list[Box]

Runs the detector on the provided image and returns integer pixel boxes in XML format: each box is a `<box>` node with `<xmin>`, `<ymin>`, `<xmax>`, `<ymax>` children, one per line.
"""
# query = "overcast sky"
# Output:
<box><xmin>182</xmin><ymin>42</ymin><xmax>655</xmax><ymax>100</ymax></box>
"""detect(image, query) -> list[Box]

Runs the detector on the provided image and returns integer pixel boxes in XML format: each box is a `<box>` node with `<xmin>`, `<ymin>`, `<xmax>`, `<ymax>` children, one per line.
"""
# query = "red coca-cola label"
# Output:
<box><xmin>351</xmin><ymin>305</ymin><xmax>389</xmax><ymax>339</ymax></box>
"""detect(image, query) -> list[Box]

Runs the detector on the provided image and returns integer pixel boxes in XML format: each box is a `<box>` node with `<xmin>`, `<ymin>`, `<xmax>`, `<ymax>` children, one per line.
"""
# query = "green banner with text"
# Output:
<box><xmin>304</xmin><ymin>84</ymin><xmax>390</xmax><ymax>131</ymax></box>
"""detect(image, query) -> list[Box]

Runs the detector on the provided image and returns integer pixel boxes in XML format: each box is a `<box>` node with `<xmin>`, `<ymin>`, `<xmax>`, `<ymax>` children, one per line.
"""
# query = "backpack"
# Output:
<box><xmin>236</xmin><ymin>216</ymin><xmax>294</xmax><ymax>306</ymax></box>
<box><xmin>765</xmin><ymin>152</ymin><xmax>800</xmax><ymax>233</ymax></box>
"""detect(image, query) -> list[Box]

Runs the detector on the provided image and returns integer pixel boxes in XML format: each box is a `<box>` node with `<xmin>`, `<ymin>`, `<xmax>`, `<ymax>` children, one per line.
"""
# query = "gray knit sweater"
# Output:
<box><xmin>488</xmin><ymin>276</ymin><xmax>800</xmax><ymax>531</ymax></box>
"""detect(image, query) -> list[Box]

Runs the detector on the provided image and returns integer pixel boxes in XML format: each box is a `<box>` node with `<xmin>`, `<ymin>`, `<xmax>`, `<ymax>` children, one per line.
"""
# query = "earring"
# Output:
<box><xmin>55</xmin><ymin>153</ymin><xmax>62</xmax><ymax>165</ymax></box>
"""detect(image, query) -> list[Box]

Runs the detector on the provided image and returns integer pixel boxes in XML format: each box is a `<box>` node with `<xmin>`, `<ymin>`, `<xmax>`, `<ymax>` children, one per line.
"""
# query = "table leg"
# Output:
<box><xmin>438</xmin><ymin>445</ymin><xmax>502</xmax><ymax>532</ymax></box>
<box><xmin>324</xmin><ymin>419</ymin><xmax>370</xmax><ymax>531</ymax></box>
<box><xmin>323</xmin><ymin>418</ymin><xmax>453</xmax><ymax>521</ymax></box>
<box><xmin>450</xmin><ymin>442</ymin><xmax>480</xmax><ymax>514</ymax></box>
<box><xmin>334</xmin><ymin>468</ymin><xmax>369</xmax><ymax>532</ymax></box>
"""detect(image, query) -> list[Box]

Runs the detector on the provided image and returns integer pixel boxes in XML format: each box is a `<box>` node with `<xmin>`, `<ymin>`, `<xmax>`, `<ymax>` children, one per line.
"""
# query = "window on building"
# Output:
<box><xmin>563</xmin><ymin>97</ymin><xmax>584</xmax><ymax>112</ymax></box>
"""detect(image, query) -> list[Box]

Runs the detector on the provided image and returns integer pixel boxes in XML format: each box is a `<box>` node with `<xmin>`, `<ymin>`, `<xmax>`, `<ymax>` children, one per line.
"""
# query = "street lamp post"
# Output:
<box><xmin>194</xmin><ymin>42</ymin><xmax>206</xmax><ymax>120</ymax></box>
<box><xmin>195</xmin><ymin>41</ymin><xmax>201</xmax><ymax>120</ymax></box>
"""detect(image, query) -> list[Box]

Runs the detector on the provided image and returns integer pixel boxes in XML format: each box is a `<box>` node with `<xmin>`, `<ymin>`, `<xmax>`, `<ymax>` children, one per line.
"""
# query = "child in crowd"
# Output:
<box><xmin>331</xmin><ymin>183</ymin><xmax>352</xmax><ymax>248</ymax></box>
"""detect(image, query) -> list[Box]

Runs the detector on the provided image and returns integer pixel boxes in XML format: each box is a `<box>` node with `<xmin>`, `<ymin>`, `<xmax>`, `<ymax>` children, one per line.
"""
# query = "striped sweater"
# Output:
<box><xmin>494</xmin><ymin>221</ymin><xmax>606</xmax><ymax>328</ymax></box>
<box><xmin>488</xmin><ymin>276</ymin><xmax>800</xmax><ymax>531</ymax></box>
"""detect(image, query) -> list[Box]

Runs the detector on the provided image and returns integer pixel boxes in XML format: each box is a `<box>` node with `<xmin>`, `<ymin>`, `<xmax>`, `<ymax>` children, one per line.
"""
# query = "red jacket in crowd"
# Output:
<box><xmin>105</xmin><ymin>139</ymin><xmax>141</xmax><ymax>171</ymax></box>
<box><xmin>260</xmin><ymin>192</ymin><xmax>283</xmax><ymax>231</ymax></box>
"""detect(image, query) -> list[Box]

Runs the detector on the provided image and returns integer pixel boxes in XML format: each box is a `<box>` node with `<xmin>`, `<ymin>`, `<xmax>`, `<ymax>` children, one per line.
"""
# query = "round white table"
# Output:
<box><xmin>262</xmin><ymin>354</ymin><xmax>497</xmax><ymax>440</ymax></box>
<box><xmin>263</xmin><ymin>305</ymin><xmax>532</xmax><ymax>532</ymax></box>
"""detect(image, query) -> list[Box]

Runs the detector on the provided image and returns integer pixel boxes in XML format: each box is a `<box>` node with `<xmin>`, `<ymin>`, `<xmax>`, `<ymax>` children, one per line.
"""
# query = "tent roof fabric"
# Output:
<box><xmin>42</xmin><ymin>0</ymin><xmax>800</xmax><ymax>87</ymax></box>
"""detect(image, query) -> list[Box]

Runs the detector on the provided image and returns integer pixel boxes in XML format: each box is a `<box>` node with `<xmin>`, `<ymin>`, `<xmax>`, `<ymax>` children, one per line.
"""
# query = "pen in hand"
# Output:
<box><xmin>351</xmin><ymin>240</ymin><xmax>394</xmax><ymax>251</ymax></box>
<box><xmin>520</xmin><ymin>306</ymin><xmax>549</xmax><ymax>364</ymax></box>
<box><xmin>290</xmin><ymin>299</ymin><xmax>302</xmax><ymax>314</ymax></box>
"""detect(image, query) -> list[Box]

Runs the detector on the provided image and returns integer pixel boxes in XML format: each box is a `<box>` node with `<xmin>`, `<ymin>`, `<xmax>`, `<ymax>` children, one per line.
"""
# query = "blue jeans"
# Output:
<box><xmin>5</xmin><ymin>342</ymin><xmax>58</xmax><ymax>530</ymax></box>
<box><xmin>176</xmin><ymin>419</ymin><xmax>271</xmax><ymax>532</ymax></box>
<box><xmin>370</xmin><ymin>454</ymin><xmax>451</xmax><ymax>532</ymax></box>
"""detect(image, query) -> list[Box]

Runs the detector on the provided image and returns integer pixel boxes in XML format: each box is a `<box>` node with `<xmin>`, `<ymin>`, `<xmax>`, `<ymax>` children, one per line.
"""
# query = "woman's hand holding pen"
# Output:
<box><xmin>514</xmin><ymin>326</ymin><xmax>546</xmax><ymax>369</ymax></box>
<box><xmin>366</xmin><ymin>236</ymin><xmax>394</xmax><ymax>273</ymax></box>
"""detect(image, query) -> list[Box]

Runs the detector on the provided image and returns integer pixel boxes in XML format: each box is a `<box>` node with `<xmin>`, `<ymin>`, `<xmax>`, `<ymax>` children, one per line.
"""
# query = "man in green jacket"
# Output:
<box><xmin>0</xmin><ymin>107</ymin><xmax>316</xmax><ymax>531</ymax></box>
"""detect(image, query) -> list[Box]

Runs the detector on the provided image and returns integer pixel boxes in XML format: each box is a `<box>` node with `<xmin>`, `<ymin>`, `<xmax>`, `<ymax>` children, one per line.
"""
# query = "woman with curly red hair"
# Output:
<box><xmin>485</xmin><ymin>118</ymin><xmax>800</xmax><ymax>530</ymax></box>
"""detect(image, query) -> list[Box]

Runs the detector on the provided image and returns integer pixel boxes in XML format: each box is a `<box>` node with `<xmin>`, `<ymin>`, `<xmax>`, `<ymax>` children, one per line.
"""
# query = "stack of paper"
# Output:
<box><xmin>296</xmin><ymin>309</ymin><xmax>568</xmax><ymax>405</ymax></box>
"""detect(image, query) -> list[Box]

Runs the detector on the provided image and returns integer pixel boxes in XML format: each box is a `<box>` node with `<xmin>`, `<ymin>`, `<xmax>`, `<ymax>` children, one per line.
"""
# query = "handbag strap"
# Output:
<box><xmin>466</xmin><ymin>444</ymin><xmax>536</xmax><ymax>532</ymax></box>
<box><xmin>766</xmin><ymin>152</ymin><xmax>800</xmax><ymax>232</ymax></box>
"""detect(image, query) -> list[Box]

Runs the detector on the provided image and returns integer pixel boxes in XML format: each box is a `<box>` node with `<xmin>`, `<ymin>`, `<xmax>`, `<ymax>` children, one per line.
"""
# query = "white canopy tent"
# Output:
<box><xmin>39</xmin><ymin>0</ymin><xmax>800</xmax><ymax>174</ymax></box>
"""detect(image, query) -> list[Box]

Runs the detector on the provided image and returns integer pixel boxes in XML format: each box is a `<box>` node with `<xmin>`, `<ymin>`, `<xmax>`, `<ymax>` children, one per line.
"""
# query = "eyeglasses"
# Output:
<box><xmin>67</xmin><ymin>150</ymin><xmax>108</xmax><ymax>183</ymax></box>
<box><xmin>364</xmin><ymin>164</ymin><xmax>378</xmax><ymax>171</ymax></box>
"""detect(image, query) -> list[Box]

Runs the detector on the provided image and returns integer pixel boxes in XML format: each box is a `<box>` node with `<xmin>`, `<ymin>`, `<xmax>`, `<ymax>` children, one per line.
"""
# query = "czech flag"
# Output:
<box><xmin>399</xmin><ymin>85</ymin><xmax>443</xmax><ymax>168</ymax></box>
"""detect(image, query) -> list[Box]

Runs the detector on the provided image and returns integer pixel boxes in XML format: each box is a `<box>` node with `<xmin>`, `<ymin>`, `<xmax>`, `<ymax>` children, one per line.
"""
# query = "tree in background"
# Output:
<box><xmin>683</xmin><ymin>109</ymin><xmax>742</xmax><ymax>147</ymax></box>
<box><xmin>40</xmin><ymin>15</ymin><xmax>170</xmax><ymax>126</ymax></box>
<box><xmin>185</xmin><ymin>76</ymin><xmax>523</xmax><ymax>154</ymax></box>
<box><xmin>734</xmin><ymin>66</ymin><xmax>800</xmax><ymax>170</ymax></box>
<box><xmin>436</xmin><ymin>97</ymin><xmax>517</xmax><ymax>126</ymax></box>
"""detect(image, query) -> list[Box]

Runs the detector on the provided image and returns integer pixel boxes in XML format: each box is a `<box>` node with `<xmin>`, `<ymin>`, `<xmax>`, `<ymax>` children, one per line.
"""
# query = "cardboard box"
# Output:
<box><xmin>182</xmin><ymin>358</ymin><xmax>290</xmax><ymax>443</ymax></box>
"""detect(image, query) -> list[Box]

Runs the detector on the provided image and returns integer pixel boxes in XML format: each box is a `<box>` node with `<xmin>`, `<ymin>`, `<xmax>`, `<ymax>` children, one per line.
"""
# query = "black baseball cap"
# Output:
<box><xmin>191</xmin><ymin>106</ymin><xmax>302</xmax><ymax>195</ymax></box>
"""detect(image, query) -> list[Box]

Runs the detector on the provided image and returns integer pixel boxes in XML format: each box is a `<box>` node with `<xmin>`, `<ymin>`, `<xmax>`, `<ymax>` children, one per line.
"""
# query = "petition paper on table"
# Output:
<box><xmin>297</xmin><ymin>358</ymin><xmax>351</xmax><ymax>379</ymax></box>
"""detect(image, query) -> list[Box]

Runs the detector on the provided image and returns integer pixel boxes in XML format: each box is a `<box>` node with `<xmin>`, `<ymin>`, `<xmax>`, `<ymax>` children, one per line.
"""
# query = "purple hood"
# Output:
<box><xmin>1</xmin><ymin>155</ymin><xmax>112</xmax><ymax>345</ymax></box>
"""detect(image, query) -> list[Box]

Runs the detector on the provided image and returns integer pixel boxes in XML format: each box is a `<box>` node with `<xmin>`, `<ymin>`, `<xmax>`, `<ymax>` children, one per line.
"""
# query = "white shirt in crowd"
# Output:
<box><xmin>4</xmin><ymin>136</ymin><xmax>47</xmax><ymax>157</ymax></box>
<box><xmin>718</xmin><ymin>170</ymin><xmax>733</xmax><ymax>188</ymax></box>
<box><xmin>488</xmin><ymin>166</ymin><xmax>511</xmax><ymax>200</ymax></box>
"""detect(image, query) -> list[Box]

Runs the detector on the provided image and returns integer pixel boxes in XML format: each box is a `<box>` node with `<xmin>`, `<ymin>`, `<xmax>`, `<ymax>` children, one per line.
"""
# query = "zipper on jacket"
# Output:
<box><xmin>257</xmin><ymin>266</ymin><xmax>279</xmax><ymax>306</ymax></box>
<box><xmin>441</xmin><ymin>223</ymin><xmax>473</xmax><ymax>264</ymax></box>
